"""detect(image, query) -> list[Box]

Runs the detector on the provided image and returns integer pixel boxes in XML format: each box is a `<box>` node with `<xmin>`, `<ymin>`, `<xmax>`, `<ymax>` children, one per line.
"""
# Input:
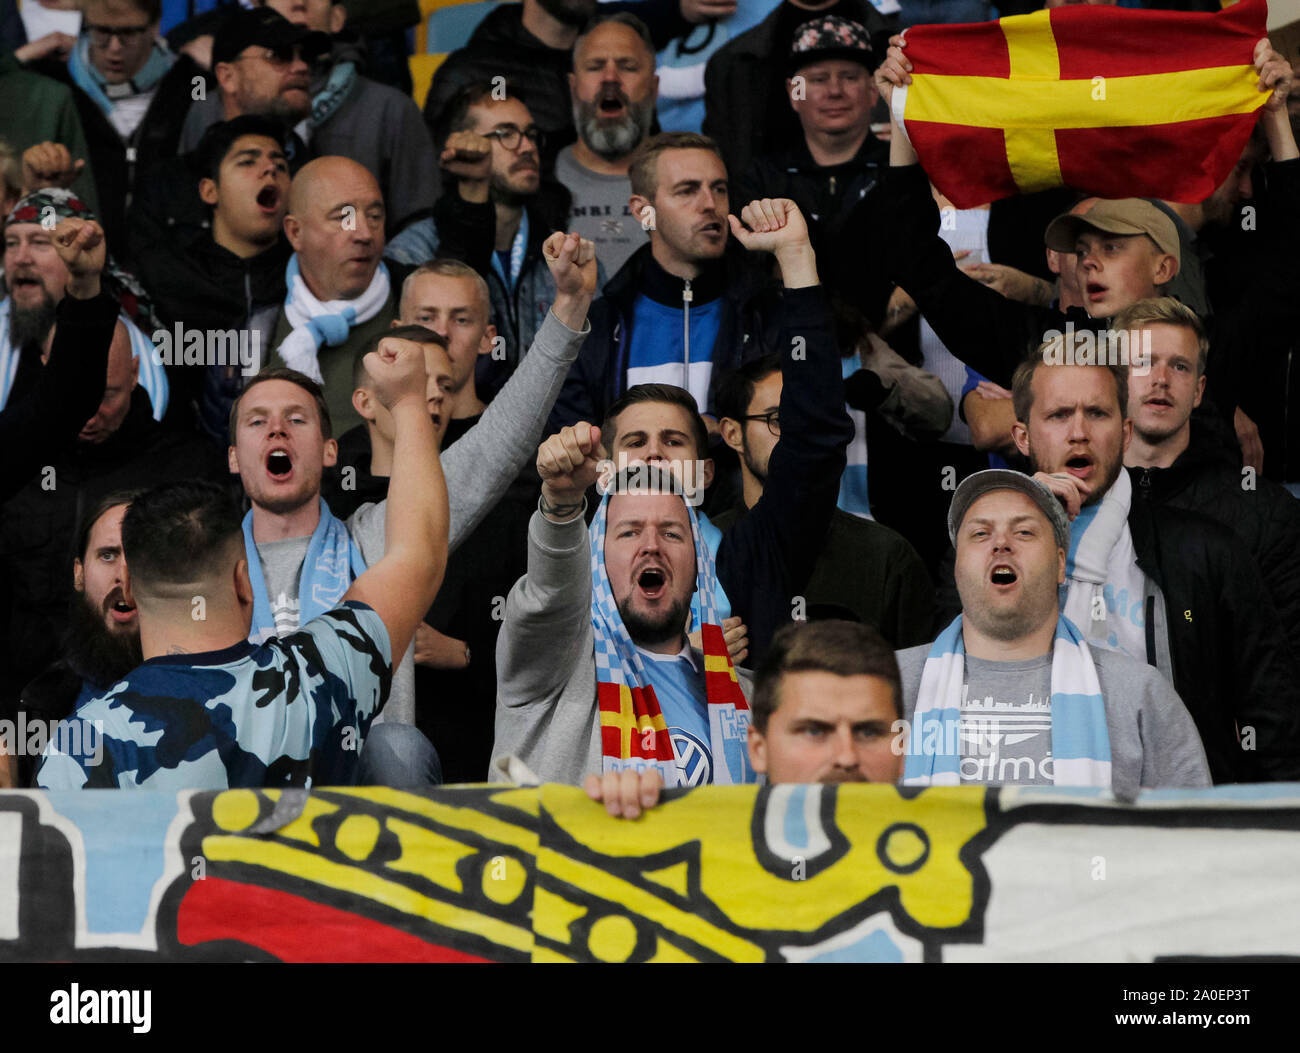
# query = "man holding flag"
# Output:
<box><xmin>871</xmin><ymin>2</ymin><xmax>1297</xmax><ymax>460</ymax></box>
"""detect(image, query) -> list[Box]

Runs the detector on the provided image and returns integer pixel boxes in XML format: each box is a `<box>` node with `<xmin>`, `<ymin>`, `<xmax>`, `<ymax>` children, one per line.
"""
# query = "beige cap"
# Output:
<box><xmin>1044</xmin><ymin>198</ymin><xmax>1180</xmax><ymax>268</ymax></box>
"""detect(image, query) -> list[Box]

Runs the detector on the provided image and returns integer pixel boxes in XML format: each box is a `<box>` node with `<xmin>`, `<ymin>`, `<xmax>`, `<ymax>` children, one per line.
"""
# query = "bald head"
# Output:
<box><xmin>283</xmin><ymin>156</ymin><xmax>387</xmax><ymax>301</ymax></box>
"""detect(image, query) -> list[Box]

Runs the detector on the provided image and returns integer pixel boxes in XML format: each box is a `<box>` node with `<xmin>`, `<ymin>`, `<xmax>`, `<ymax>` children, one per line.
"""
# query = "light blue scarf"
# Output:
<box><xmin>67</xmin><ymin>32</ymin><xmax>173</xmax><ymax>120</ymax></box>
<box><xmin>903</xmin><ymin>614</ymin><xmax>1111</xmax><ymax>788</ymax></box>
<box><xmin>243</xmin><ymin>498</ymin><xmax>367</xmax><ymax>644</ymax></box>
<box><xmin>491</xmin><ymin>211</ymin><xmax>529</xmax><ymax>293</ymax></box>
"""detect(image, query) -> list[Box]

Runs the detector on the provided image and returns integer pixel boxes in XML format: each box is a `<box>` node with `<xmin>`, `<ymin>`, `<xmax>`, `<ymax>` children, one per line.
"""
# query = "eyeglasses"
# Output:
<box><xmin>740</xmin><ymin>411</ymin><xmax>780</xmax><ymax>437</ymax></box>
<box><xmin>86</xmin><ymin>23</ymin><xmax>153</xmax><ymax>46</ymax></box>
<box><xmin>233</xmin><ymin>44</ymin><xmax>321</xmax><ymax>69</ymax></box>
<box><xmin>483</xmin><ymin>126</ymin><xmax>545</xmax><ymax>152</ymax></box>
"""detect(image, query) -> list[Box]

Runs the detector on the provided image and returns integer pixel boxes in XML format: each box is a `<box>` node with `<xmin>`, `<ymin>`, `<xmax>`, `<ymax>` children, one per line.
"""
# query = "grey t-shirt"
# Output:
<box><xmin>256</xmin><ymin>536</ymin><xmax>311</xmax><ymax>638</ymax></box>
<box><xmin>554</xmin><ymin>145</ymin><xmax>642</xmax><ymax>280</ymax></box>
<box><xmin>895</xmin><ymin>639</ymin><xmax>1212</xmax><ymax>795</ymax></box>
<box><xmin>960</xmin><ymin>654</ymin><xmax>1053</xmax><ymax>785</ymax></box>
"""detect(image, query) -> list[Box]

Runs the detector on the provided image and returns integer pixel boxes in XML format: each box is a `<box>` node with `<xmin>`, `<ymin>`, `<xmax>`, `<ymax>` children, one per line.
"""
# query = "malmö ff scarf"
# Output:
<box><xmin>903</xmin><ymin>613</ymin><xmax>1111</xmax><ymax>788</ymax></box>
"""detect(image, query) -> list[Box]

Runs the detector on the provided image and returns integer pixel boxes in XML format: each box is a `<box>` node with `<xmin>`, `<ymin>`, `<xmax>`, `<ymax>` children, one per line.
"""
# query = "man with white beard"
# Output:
<box><xmin>554</xmin><ymin>13</ymin><xmax>659</xmax><ymax>279</ymax></box>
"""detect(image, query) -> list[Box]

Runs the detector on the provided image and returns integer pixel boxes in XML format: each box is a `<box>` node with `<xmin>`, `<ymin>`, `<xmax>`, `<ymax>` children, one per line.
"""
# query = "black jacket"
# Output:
<box><xmin>133</xmin><ymin>226</ymin><xmax>291</xmax><ymax>441</ymax></box>
<box><xmin>711</xmin><ymin>285</ymin><xmax>853</xmax><ymax>661</ymax></box>
<box><xmin>0</xmin><ymin>291</ymin><xmax>114</xmax><ymax>505</ymax></box>
<box><xmin>1127</xmin><ymin>468</ymin><xmax>1300</xmax><ymax>784</ymax></box>
<box><xmin>63</xmin><ymin>56</ymin><xmax>203</xmax><ymax>265</ymax></box>
<box><xmin>1130</xmin><ymin>425</ymin><xmax>1300</xmax><ymax>684</ymax></box>
<box><xmin>547</xmin><ymin>243</ymin><xmax>777</xmax><ymax>432</ymax></box>
<box><xmin>736</xmin><ymin>135</ymin><xmax>893</xmax><ymax>320</ymax></box>
<box><xmin>702</xmin><ymin>0</ymin><xmax>889</xmax><ymax>180</ymax></box>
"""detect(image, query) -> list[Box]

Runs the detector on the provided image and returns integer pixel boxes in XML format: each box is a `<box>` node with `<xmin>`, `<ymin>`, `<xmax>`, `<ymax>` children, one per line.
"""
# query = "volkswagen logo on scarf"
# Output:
<box><xmin>671</xmin><ymin>728</ymin><xmax>713</xmax><ymax>786</ymax></box>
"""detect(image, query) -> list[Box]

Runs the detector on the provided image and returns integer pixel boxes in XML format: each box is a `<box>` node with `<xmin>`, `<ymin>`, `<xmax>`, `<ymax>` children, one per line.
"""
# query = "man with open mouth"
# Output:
<box><xmin>491</xmin><ymin>423</ymin><xmax>756</xmax><ymax>793</ymax></box>
<box><xmin>37</xmin><ymin>333</ymin><xmax>451</xmax><ymax>791</ymax></box>
<box><xmin>553</xmin><ymin>12</ymin><xmax>660</xmax><ymax>279</ymax></box>
<box><xmin>895</xmin><ymin>468</ymin><xmax>1209</xmax><ymax>792</ymax></box>
<box><xmin>8</xmin><ymin>491</ymin><xmax>143</xmax><ymax>787</ymax></box>
<box><xmin>131</xmin><ymin>114</ymin><xmax>292</xmax><ymax>446</ymax></box>
<box><xmin>1006</xmin><ymin>353</ymin><xmax>1300</xmax><ymax>785</ymax></box>
<box><xmin>228</xmin><ymin>229</ymin><xmax>598</xmax><ymax>785</ymax></box>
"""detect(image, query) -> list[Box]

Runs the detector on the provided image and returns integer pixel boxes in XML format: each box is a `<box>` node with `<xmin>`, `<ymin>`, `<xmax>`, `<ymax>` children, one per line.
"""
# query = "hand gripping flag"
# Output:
<box><xmin>891</xmin><ymin>0</ymin><xmax>1269</xmax><ymax>208</ymax></box>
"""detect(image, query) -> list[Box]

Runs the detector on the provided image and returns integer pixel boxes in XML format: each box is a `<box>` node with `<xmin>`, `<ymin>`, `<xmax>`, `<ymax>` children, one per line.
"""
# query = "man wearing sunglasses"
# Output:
<box><xmin>177</xmin><ymin>6</ymin><xmax>436</xmax><ymax>239</ymax></box>
<box><xmin>388</xmin><ymin>82</ymin><xmax>604</xmax><ymax>403</ymax></box>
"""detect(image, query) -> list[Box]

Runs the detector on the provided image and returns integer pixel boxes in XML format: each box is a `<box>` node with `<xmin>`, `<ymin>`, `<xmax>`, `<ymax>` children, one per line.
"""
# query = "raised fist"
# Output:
<box><xmin>439</xmin><ymin>130</ymin><xmax>493</xmax><ymax>181</ymax></box>
<box><xmin>537</xmin><ymin>422</ymin><xmax>603</xmax><ymax>505</ymax></box>
<box><xmin>543</xmin><ymin>230</ymin><xmax>599</xmax><ymax>299</ymax></box>
<box><xmin>363</xmin><ymin>336</ymin><xmax>431</xmax><ymax>410</ymax></box>
<box><xmin>22</xmin><ymin>142</ymin><xmax>84</xmax><ymax>194</ymax></box>
<box><xmin>52</xmin><ymin>218</ymin><xmax>106</xmax><ymax>282</ymax></box>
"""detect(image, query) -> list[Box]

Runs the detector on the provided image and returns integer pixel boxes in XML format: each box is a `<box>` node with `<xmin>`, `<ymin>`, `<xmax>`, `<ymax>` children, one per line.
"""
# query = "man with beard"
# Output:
<box><xmin>421</xmin><ymin>0</ymin><xmax>706</xmax><ymax>175</ymax></box>
<box><xmin>554</xmin><ymin>13</ymin><xmax>659</xmax><ymax>279</ymax></box>
<box><xmin>387</xmin><ymin>85</ymin><xmax>602</xmax><ymax>401</ymax></box>
<box><xmin>895</xmin><ymin>470</ymin><xmax>1209</xmax><ymax>794</ymax></box>
<box><xmin>1010</xmin><ymin>356</ymin><xmax>1300</xmax><ymax>783</ymax></box>
<box><xmin>491</xmin><ymin>425</ymin><xmax>756</xmax><ymax>789</ymax></box>
<box><xmin>7</xmin><ymin>493</ymin><xmax>142</xmax><ymax>787</ymax></box>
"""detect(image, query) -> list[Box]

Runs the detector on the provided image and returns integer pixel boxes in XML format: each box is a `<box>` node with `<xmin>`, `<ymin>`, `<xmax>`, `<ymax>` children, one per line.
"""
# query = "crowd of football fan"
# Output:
<box><xmin>0</xmin><ymin>0</ymin><xmax>1297</xmax><ymax>814</ymax></box>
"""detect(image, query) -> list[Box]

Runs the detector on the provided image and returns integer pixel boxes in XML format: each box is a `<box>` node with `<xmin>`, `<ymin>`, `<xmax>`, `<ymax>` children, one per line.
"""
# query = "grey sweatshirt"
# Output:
<box><xmin>490</xmin><ymin>510</ymin><xmax>754</xmax><ymax>786</ymax></box>
<box><xmin>347</xmin><ymin>309</ymin><xmax>590</xmax><ymax>725</ymax></box>
<box><xmin>895</xmin><ymin>640</ymin><xmax>1212</xmax><ymax>797</ymax></box>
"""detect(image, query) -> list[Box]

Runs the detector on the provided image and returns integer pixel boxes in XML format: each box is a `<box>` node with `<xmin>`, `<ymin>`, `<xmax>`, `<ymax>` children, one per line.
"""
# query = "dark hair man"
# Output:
<box><xmin>37</xmin><ymin>331</ymin><xmax>450</xmax><ymax>790</ymax></box>
<box><xmin>554</xmin><ymin>12</ymin><xmax>660</xmax><ymax>278</ymax></box>
<box><xmin>715</xmin><ymin>352</ymin><xmax>934</xmax><ymax>649</ymax></box>
<box><xmin>584</xmin><ymin>618</ymin><xmax>905</xmax><ymax>817</ymax></box>
<box><xmin>9</xmin><ymin>491</ymin><xmax>143</xmax><ymax>786</ymax></box>
<box><xmin>1117</xmin><ymin>297</ymin><xmax>1300</xmax><ymax>671</ymax></box>
<box><xmin>387</xmin><ymin>85</ymin><xmax>600</xmax><ymax>402</ymax></box>
<box><xmin>133</xmin><ymin>115</ymin><xmax>292</xmax><ymax>444</ymax></box>
<box><xmin>897</xmin><ymin>469</ymin><xmax>1210</xmax><ymax>793</ymax></box>
<box><xmin>1009</xmin><ymin>356</ymin><xmax>1300</xmax><ymax>783</ymax></box>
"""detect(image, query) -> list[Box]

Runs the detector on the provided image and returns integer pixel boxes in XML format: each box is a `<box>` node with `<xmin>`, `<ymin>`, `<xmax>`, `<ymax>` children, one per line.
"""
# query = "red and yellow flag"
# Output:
<box><xmin>896</xmin><ymin>0</ymin><xmax>1268</xmax><ymax>207</ymax></box>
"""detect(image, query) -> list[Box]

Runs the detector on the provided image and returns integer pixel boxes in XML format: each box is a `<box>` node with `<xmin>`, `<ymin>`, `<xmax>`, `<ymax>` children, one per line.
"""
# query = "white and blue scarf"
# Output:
<box><xmin>67</xmin><ymin>32</ymin><xmax>173</xmax><ymax>120</ymax></box>
<box><xmin>277</xmin><ymin>254</ymin><xmax>390</xmax><ymax>383</ymax></box>
<box><xmin>0</xmin><ymin>298</ymin><xmax>168</xmax><ymax>421</ymax></box>
<box><xmin>589</xmin><ymin>477</ymin><xmax>752</xmax><ymax>786</ymax></box>
<box><xmin>903</xmin><ymin>614</ymin><xmax>1112</xmax><ymax>788</ymax></box>
<box><xmin>243</xmin><ymin>498</ymin><xmax>367</xmax><ymax>644</ymax></box>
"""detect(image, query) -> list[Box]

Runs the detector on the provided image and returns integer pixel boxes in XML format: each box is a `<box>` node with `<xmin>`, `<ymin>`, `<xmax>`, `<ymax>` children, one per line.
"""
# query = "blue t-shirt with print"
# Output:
<box><xmin>640</xmin><ymin>649</ymin><xmax>713</xmax><ymax>787</ymax></box>
<box><xmin>37</xmin><ymin>602</ymin><xmax>392</xmax><ymax>791</ymax></box>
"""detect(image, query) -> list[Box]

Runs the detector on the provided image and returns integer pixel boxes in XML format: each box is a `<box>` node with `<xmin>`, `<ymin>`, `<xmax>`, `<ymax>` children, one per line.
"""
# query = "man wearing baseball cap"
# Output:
<box><xmin>894</xmin><ymin>469</ymin><xmax>1210</xmax><ymax>794</ymax></box>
